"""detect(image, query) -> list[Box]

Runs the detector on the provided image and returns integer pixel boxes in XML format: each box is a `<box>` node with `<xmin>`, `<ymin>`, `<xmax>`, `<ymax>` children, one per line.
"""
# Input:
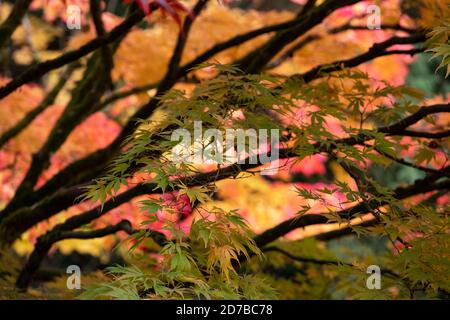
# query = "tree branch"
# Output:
<box><xmin>0</xmin><ymin>63</ymin><xmax>77</xmax><ymax>148</ymax></box>
<box><xmin>253</xmin><ymin>177</ymin><xmax>450</xmax><ymax>248</ymax></box>
<box><xmin>310</xmin><ymin>187</ymin><xmax>449</xmax><ymax>242</ymax></box>
<box><xmin>262</xmin><ymin>246</ymin><xmax>400</xmax><ymax>279</ymax></box>
<box><xmin>236</xmin><ymin>0</ymin><xmax>363</xmax><ymax>73</ymax></box>
<box><xmin>8</xmin><ymin>53</ymin><xmax>110</xmax><ymax>201</ymax></box>
<box><xmin>379</xmin><ymin>104</ymin><xmax>450</xmax><ymax>134</ymax></box>
<box><xmin>368</xmin><ymin>143</ymin><xmax>450</xmax><ymax>176</ymax></box>
<box><xmin>178</xmin><ymin>7</ymin><xmax>325</xmax><ymax>75</ymax></box>
<box><xmin>0</xmin><ymin>0</ymin><xmax>33</xmax><ymax>49</ymax></box>
<box><xmin>3</xmin><ymin>1</ymin><xmax>402</xmax><ymax>210</ymax></box>
<box><xmin>292</xmin><ymin>34</ymin><xmax>426</xmax><ymax>83</ymax></box>
<box><xmin>2</xmin><ymin>103</ymin><xmax>448</xmax><ymax>235</ymax></box>
<box><xmin>266</xmin><ymin>23</ymin><xmax>417</xmax><ymax>69</ymax></box>
<box><xmin>57</xmin><ymin>220</ymin><xmax>135</xmax><ymax>240</ymax></box>
<box><xmin>15</xmin><ymin>219</ymin><xmax>136</xmax><ymax>290</ymax></box>
<box><xmin>0</xmin><ymin>9</ymin><xmax>147</xmax><ymax>100</ymax></box>
<box><xmin>263</xmin><ymin>246</ymin><xmax>353</xmax><ymax>266</ymax></box>
<box><xmin>90</xmin><ymin>0</ymin><xmax>114</xmax><ymax>88</ymax></box>
<box><xmin>313</xmin><ymin>217</ymin><xmax>377</xmax><ymax>241</ymax></box>
<box><xmin>399</xmin><ymin>129</ymin><xmax>450</xmax><ymax>139</ymax></box>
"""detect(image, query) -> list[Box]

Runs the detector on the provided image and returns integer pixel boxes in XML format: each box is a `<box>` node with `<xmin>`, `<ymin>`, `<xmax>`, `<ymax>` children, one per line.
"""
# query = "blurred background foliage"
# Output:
<box><xmin>0</xmin><ymin>0</ymin><xmax>448</xmax><ymax>299</ymax></box>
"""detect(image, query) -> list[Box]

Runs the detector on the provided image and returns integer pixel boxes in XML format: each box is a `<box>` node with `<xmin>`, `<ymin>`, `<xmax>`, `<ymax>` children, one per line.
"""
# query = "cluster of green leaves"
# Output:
<box><xmin>81</xmin><ymin>205</ymin><xmax>275</xmax><ymax>299</ymax></box>
<box><xmin>329</xmin><ymin>204</ymin><xmax>450</xmax><ymax>299</ymax></box>
<box><xmin>292</xmin><ymin>72</ymin><xmax>428</xmax><ymax>220</ymax></box>
<box><xmin>378</xmin><ymin>204</ymin><xmax>450</xmax><ymax>294</ymax></box>
<box><xmin>248</xmin><ymin>205</ymin><xmax>449</xmax><ymax>300</ymax></box>
<box><xmin>84</xmin><ymin>65</ymin><xmax>427</xmax><ymax>205</ymax></box>
<box><xmin>426</xmin><ymin>18</ymin><xmax>450</xmax><ymax>78</ymax></box>
<box><xmin>81</xmin><ymin>63</ymin><xmax>448</xmax><ymax>299</ymax></box>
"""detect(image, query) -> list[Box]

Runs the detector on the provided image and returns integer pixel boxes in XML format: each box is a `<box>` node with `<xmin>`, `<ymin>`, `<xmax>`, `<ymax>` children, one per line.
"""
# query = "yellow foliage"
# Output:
<box><xmin>419</xmin><ymin>0</ymin><xmax>450</xmax><ymax>28</ymax></box>
<box><xmin>11</xmin><ymin>15</ymin><xmax>61</xmax><ymax>51</ymax></box>
<box><xmin>113</xmin><ymin>2</ymin><xmax>293</xmax><ymax>86</ymax></box>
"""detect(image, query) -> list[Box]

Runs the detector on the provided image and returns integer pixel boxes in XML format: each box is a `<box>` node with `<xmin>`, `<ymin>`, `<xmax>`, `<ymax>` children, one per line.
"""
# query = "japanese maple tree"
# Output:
<box><xmin>0</xmin><ymin>0</ymin><xmax>449</xmax><ymax>299</ymax></box>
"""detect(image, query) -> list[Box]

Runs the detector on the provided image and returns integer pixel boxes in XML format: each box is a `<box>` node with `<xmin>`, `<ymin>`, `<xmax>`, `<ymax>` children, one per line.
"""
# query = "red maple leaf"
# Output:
<box><xmin>122</xmin><ymin>0</ymin><xmax>191</xmax><ymax>27</ymax></box>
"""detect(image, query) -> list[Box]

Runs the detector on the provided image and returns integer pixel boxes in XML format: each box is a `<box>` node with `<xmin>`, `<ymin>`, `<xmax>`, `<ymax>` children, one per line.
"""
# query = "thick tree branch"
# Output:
<box><xmin>9</xmin><ymin>53</ymin><xmax>111</xmax><ymax>202</ymax></box>
<box><xmin>267</xmin><ymin>23</ymin><xmax>417</xmax><ymax>69</ymax></box>
<box><xmin>2</xmin><ymin>103</ymin><xmax>448</xmax><ymax>237</ymax></box>
<box><xmin>313</xmin><ymin>218</ymin><xmax>378</xmax><ymax>241</ymax></box>
<box><xmin>236</xmin><ymin>0</ymin><xmax>363</xmax><ymax>73</ymax></box>
<box><xmin>4</xmin><ymin>2</ymin><xmax>404</xmax><ymax>210</ymax></box>
<box><xmin>90</xmin><ymin>0</ymin><xmax>114</xmax><ymax>88</ymax></box>
<box><xmin>292</xmin><ymin>34</ymin><xmax>426</xmax><ymax>83</ymax></box>
<box><xmin>299</xmin><ymin>0</ymin><xmax>317</xmax><ymax>15</ymax></box>
<box><xmin>253</xmin><ymin>177</ymin><xmax>450</xmax><ymax>248</ymax></box>
<box><xmin>0</xmin><ymin>9</ymin><xmax>147</xmax><ymax>100</ymax></box>
<box><xmin>15</xmin><ymin>219</ymin><xmax>136</xmax><ymax>290</ymax></box>
<box><xmin>399</xmin><ymin>129</ymin><xmax>450</xmax><ymax>139</ymax></box>
<box><xmin>0</xmin><ymin>0</ymin><xmax>33</xmax><ymax>49</ymax></box>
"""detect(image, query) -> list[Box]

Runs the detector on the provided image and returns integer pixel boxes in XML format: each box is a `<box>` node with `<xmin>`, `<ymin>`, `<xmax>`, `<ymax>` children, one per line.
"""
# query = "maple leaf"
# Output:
<box><xmin>122</xmin><ymin>0</ymin><xmax>191</xmax><ymax>27</ymax></box>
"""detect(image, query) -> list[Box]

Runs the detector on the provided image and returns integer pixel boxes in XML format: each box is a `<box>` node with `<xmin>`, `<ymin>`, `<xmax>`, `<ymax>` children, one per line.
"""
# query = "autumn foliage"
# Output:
<box><xmin>0</xmin><ymin>0</ymin><xmax>449</xmax><ymax>299</ymax></box>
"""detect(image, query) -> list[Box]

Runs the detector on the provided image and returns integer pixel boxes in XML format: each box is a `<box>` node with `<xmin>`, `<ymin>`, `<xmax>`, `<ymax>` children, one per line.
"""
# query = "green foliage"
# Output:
<box><xmin>80</xmin><ymin>64</ymin><xmax>449</xmax><ymax>300</ymax></box>
<box><xmin>426</xmin><ymin>18</ymin><xmax>450</xmax><ymax>78</ymax></box>
<box><xmin>80</xmin><ymin>208</ymin><xmax>274</xmax><ymax>300</ymax></box>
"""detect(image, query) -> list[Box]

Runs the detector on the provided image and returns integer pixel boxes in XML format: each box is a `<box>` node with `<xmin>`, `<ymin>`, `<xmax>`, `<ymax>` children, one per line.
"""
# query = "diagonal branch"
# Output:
<box><xmin>15</xmin><ymin>219</ymin><xmax>136</xmax><ymax>290</ymax></box>
<box><xmin>263</xmin><ymin>246</ymin><xmax>351</xmax><ymax>266</ymax></box>
<box><xmin>0</xmin><ymin>63</ymin><xmax>77</xmax><ymax>148</ymax></box>
<box><xmin>253</xmin><ymin>176</ymin><xmax>450</xmax><ymax>248</ymax></box>
<box><xmin>368</xmin><ymin>143</ymin><xmax>450</xmax><ymax>177</ymax></box>
<box><xmin>178</xmin><ymin>7</ymin><xmax>324</xmax><ymax>75</ymax></box>
<box><xmin>399</xmin><ymin>129</ymin><xmax>450</xmax><ymax>139</ymax></box>
<box><xmin>379</xmin><ymin>103</ymin><xmax>449</xmax><ymax>134</ymax></box>
<box><xmin>267</xmin><ymin>23</ymin><xmax>417</xmax><ymax>69</ymax></box>
<box><xmin>7</xmin><ymin>2</ymin><xmax>410</xmax><ymax>209</ymax></box>
<box><xmin>310</xmin><ymin>187</ymin><xmax>449</xmax><ymax>242</ymax></box>
<box><xmin>0</xmin><ymin>8</ymin><xmax>147</xmax><ymax>100</ymax></box>
<box><xmin>0</xmin><ymin>0</ymin><xmax>33</xmax><ymax>49</ymax></box>
<box><xmin>158</xmin><ymin>0</ymin><xmax>210</xmax><ymax>91</ymax></box>
<box><xmin>236</xmin><ymin>0</ymin><xmax>363</xmax><ymax>73</ymax></box>
<box><xmin>56</xmin><ymin>220</ymin><xmax>135</xmax><ymax>240</ymax></box>
<box><xmin>292</xmin><ymin>34</ymin><xmax>426</xmax><ymax>83</ymax></box>
<box><xmin>2</xmin><ymin>103</ymin><xmax>448</xmax><ymax>236</ymax></box>
<box><xmin>262</xmin><ymin>246</ymin><xmax>401</xmax><ymax>279</ymax></box>
<box><xmin>313</xmin><ymin>217</ymin><xmax>378</xmax><ymax>241</ymax></box>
